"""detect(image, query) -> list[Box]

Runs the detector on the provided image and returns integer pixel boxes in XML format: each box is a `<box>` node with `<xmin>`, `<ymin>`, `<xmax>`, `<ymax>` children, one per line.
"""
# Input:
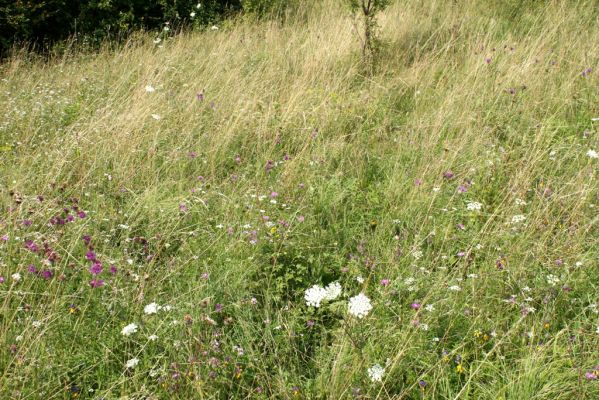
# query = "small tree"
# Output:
<box><xmin>348</xmin><ymin>0</ymin><xmax>390</xmax><ymax>73</ymax></box>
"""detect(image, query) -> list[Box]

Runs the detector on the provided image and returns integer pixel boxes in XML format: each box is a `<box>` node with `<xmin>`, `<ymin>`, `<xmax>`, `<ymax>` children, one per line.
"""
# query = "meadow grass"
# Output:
<box><xmin>0</xmin><ymin>0</ymin><xmax>598</xmax><ymax>398</ymax></box>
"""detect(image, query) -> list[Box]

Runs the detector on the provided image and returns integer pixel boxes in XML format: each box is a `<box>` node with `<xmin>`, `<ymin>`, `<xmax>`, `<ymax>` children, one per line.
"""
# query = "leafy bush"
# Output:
<box><xmin>0</xmin><ymin>0</ymin><xmax>242</xmax><ymax>56</ymax></box>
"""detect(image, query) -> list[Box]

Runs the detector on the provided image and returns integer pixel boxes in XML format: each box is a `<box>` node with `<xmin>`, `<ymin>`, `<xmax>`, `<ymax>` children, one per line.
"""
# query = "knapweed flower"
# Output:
<box><xmin>125</xmin><ymin>357</ymin><xmax>140</xmax><ymax>369</ymax></box>
<box><xmin>304</xmin><ymin>285</ymin><xmax>327</xmax><ymax>308</ymax></box>
<box><xmin>89</xmin><ymin>279</ymin><xmax>104</xmax><ymax>288</ymax></box>
<box><xmin>348</xmin><ymin>293</ymin><xmax>372</xmax><ymax>318</ymax></box>
<box><xmin>367</xmin><ymin>364</ymin><xmax>385</xmax><ymax>382</ymax></box>
<box><xmin>144</xmin><ymin>302</ymin><xmax>160</xmax><ymax>315</ymax></box>
<box><xmin>89</xmin><ymin>262</ymin><xmax>102</xmax><ymax>275</ymax></box>
<box><xmin>324</xmin><ymin>281</ymin><xmax>342</xmax><ymax>300</ymax></box>
<box><xmin>121</xmin><ymin>323</ymin><xmax>138</xmax><ymax>336</ymax></box>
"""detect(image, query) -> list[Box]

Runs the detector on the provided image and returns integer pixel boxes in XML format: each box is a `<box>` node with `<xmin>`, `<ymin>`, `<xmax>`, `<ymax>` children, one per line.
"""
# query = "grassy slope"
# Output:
<box><xmin>0</xmin><ymin>0</ymin><xmax>598</xmax><ymax>398</ymax></box>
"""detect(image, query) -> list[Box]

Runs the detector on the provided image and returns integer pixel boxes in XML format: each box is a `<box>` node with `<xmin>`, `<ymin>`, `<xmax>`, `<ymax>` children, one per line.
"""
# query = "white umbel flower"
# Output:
<box><xmin>348</xmin><ymin>293</ymin><xmax>372</xmax><ymax>318</ymax></box>
<box><xmin>144</xmin><ymin>302</ymin><xmax>160</xmax><ymax>315</ymax></box>
<box><xmin>121</xmin><ymin>323</ymin><xmax>138</xmax><ymax>336</ymax></box>
<box><xmin>11</xmin><ymin>272</ymin><xmax>21</xmax><ymax>282</ymax></box>
<box><xmin>367</xmin><ymin>363</ymin><xmax>385</xmax><ymax>382</ymax></box>
<box><xmin>587</xmin><ymin>149</ymin><xmax>599</xmax><ymax>159</ymax></box>
<box><xmin>324</xmin><ymin>281</ymin><xmax>342</xmax><ymax>300</ymax></box>
<box><xmin>466</xmin><ymin>201</ymin><xmax>482</xmax><ymax>211</ymax></box>
<box><xmin>145</xmin><ymin>85</ymin><xmax>155</xmax><ymax>93</ymax></box>
<box><xmin>511</xmin><ymin>215</ymin><xmax>526</xmax><ymax>224</ymax></box>
<box><xmin>305</xmin><ymin>285</ymin><xmax>327</xmax><ymax>308</ymax></box>
<box><xmin>125</xmin><ymin>357</ymin><xmax>140</xmax><ymax>369</ymax></box>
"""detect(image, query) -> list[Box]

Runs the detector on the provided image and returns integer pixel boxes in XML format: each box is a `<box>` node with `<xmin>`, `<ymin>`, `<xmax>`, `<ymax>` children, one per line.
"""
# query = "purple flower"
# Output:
<box><xmin>41</xmin><ymin>270</ymin><xmax>53</xmax><ymax>280</ymax></box>
<box><xmin>380</xmin><ymin>278</ymin><xmax>391</xmax><ymax>287</ymax></box>
<box><xmin>28</xmin><ymin>264</ymin><xmax>37</xmax><ymax>274</ymax></box>
<box><xmin>418</xmin><ymin>380</ymin><xmax>427</xmax><ymax>388</ymax></box>
<box><xmin>89</xmin><ymin>279</ymin><xmax>104</xmax><ymax>288</ymax></box>
<box><xmin>23</xmin><ymin>220</ymin><xmax>32</xmax><ymax>227</ymax></box>
<box><xmin>457</xmin><ymin>184</ymin><xmax>468</xmax><ymax>193</ymax></box>
<box><xmin>110</xmin><ymin>265</ymin><xmax>118</xmax><ymax>275</ymax></box>
<box><xmin>306</xmin><ymin>320</ymin><xmax>315</xmax><ymax>328</ymax></box>
<box><xmin>24</xmin><ymin>240</ymin><xmax>39</xmax><ymax>253</ymax></box>
<box><xmin>270</xmin><ymin>191</ymin><xmax>278</xmax><ymax>198</ymax></box>
<box><xmin>66</xmin><ymin>214</ymin><xmax>75</xmax><ymax>222</ymax></box>
<box><xmin>86</xmin><ymin>251</ymin><xmax>97</xmax><ymax>262</ymax></box>
<box><xmin>0</xmin><ymin>276</ymin><xmax>5</xmax><ymax>283</ymax></box>
<box><xmin>485</xmin><ymin>58</ymin><xmax>491</xmax><ymax>64</ymax></box>
<box><xmin>215</xmin><ymin>303</ymin><xmax>223</xmax><ymax>313</ymax></box>
<box><xmin>582</xmin><ymin>68</ymin><xmax>592</xmax><ymax>77</ymax></box>
<box><xmin>89</xmin><ymin>262</ymin><xmax>103</xmax><ymax>275</ymax></box>
<box><xmin>77</xmin><ymin>211</ymin><xmax>86</xmax><ymax>219</ymax></box>
<box><xmin>585</xmin><ymin>372</ymin><xmax>597</xmax><ymax>380</ymax></box>
<box><xmin>265</xmin><ymin>160</ymin><xmax>274</xmax><ymax>172</ymax></box>
<box><xmin>443</xmin><ymin>170</ymin><xmax>455</xmax><ymax>180</ymax></box>
<box><xmin>411</xmin><ymin>302</ymin><xmax>421</xmax><ymax>310</ymax></box>
<box><xmin>297</xmin><ymin>215</ymin><xmax>305</xmax><ymax>222</ymax></box>
<box><xmin>179</xmin><ymin>203</ymin><xmax>188</xmax><ymax>213</ymax></box>
<box><xmin>414</xmin><ymin>178</ymin><xmax>422</xmax><ymax>186</ymax></box>
<box><xmin>82</xmin><ymin>235</ymin><xmax>91</xmax><ymax>246</ymax></box>
<box><xmin>196</xmin><ymin>91</ymin><xmax>204</xmax><ymax>101</ymax></box>
<box><xmin>1</xmin><ymin>235</ymin><xmax>8</xmax><ymax>242</ymax></box>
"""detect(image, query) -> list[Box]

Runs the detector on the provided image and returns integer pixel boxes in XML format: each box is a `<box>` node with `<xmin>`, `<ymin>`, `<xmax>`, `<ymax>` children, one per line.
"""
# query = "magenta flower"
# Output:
<box><xmin>585</xmin><ymin>372</ymin><xmax>597</xmax><ymax>380</ymax></box>
<box><xmin>86</xmin><ymin>251</ymin><xmax>97</xmax><ymax>262</ymax></box>
<box><xmin>0</xmin><ymin>276</ymin><xmax>5</xmax><ymax>283</ymax></box>
<box><xmin>110</xmin><ymin>265</ymin><xmax>117</xmax><ymax>275</ymax></box>
<box><xmin>89</xmin><ymin>262</ymin><xmax>103</xmax><ymax>275</ymax></box>
<box><xmin>23</xmin><ymin>220</ymin><xmax>32</xmax><ymax>227</ymax></box>
<box><xmin>411</xmin><ymin>302</ymin><xmax>421</xmax><ymax>310</ymax></box>
<box><xmin>380</xmin><ymin>279</ymin><xmax>390</xmax><ymax>287</ymax></box>
<box><xmin>1</xmin><ymin>235</ymin><xmax>8</xmax><ymax>242</ymax></box>
<box><xmin>77</xmin><ymin>211</ymin><xmax>86</xmax><ymax>219</ymax></box>
<box><xmin>28</xmin><ymin>264</ymin><xmax>37</xmax><ymax>274</ymax></box>
<box><xmin>24</xmin><ymin>240</ymin><xmax>39</xmax><ymax>253</ymax></box>
<box><xmin>82</xmin><ymin>235</ymin><xmax>91</xmax><ymax>246</ymax></box>
<box><xmin>215</xmin><ymin>303</ymin><xmax>223</xmax><ymax>312</ymax></box>
<box><xmin>40</xmin><ymin>270</ymin><xmax>53</xmax><ymax>280</ymax></box>
<box><xmin>89</xmin><ymin>279</ymin><xmax>104</xmax><ymax>288</ymax></box>
<box><xmin>443</xmin><ymin>170</ymin><xmax>455</xmax><ymax>180</ymax></box>
<box><xmin>297</xmin><ymin>215</ymin><xmax>305</xmax><ymax>222</ymax></box>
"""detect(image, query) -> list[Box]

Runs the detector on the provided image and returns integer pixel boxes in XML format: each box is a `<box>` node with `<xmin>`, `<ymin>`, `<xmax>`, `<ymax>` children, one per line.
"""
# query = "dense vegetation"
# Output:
<box><xmin>0</xmin><ymin>0</ymin><xmax>298</xmax><ymax>56</ymax></box>
<box><xmin>0</xmin><ymin>0</ymin><xmax>598</xmax><ymax>398</ymax></box>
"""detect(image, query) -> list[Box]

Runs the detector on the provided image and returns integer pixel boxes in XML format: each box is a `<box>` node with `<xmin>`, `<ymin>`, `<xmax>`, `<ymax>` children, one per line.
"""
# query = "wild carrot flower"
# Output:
<box><xmin>305</xmin><ymin>285</ymin><xmax>327</xmax><ymax>308</ymax></box>
<box><xmin>121</xmin><ymin>323</ymin><xmax>138</xmax><ymax>336</ymax></box>
<box><xmin>144</xmin><ymin>303</ymin><xmax>160</xmax><ymax>315</ymax></box>
<box><xmin>348</xmin><ymin>293</ymin><xmax>372</xmax><ymax>318</ymax></box>
<box><xmin>367</xmin><ymin>364</ymin><xmax>385</xmax><ymax>382</ymax></box>
<box><xmin>126</xmin><ymin>358</ymin><xmax>140</xmax><ymax>369</ymax></box>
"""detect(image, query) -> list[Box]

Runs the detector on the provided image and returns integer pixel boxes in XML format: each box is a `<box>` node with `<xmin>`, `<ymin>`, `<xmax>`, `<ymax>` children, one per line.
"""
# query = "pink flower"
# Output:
<box><xmin>89</xmin><ymin>279</ymin><xmax>104</xmax><ymax>288</ymax></box>
<box><xmin>380</xmin><ymin>279</ymin><xmax>390</xmax><ymax>287</ymax></box>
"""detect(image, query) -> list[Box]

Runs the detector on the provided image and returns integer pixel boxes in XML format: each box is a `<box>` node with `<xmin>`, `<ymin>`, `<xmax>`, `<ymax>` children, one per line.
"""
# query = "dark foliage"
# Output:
<box><xmin>0</xmin><ymin>0</ymin><xmax>242</xmax><ymax>56</ymax></box>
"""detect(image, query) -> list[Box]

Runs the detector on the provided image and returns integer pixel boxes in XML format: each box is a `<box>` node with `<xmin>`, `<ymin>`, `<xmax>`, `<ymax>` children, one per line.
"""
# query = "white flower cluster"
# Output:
<box><xmin>587</xmin><ymin>149</ymin><xmax>598</xmax><ymax>159</ymax></box>
<box><xmin>367</xmin><ymin>363</ymin><xmax>385</xmax><ymax>382</ymax></box>
<box><xmin>304</xmin><ymin>282</ymin><xmax>342</xmax><ymax>308</ymax></box>
<box><xmin>121</xmin><ymin>323</ymin><xmax>138</xmax><ymax>337</ymax></box>
<box><xmin>348</xmin><ymin>293</ymin><xmax>373</xmax><ymax>318</ymax></box>
<box><xmin>144</xmin><ymin>302</ymin><xmax>171</xmax><ymax>315</ymax></box>
<box><xmin>511</xmin><ymin>214</ymin><xmax>526</xmax><ymax>224</ymax></box>
<box><xmin>126</xmin><ymin>357</ymin><xmax>140</xmax><ymax>369</ymax></box>
<box><xmin>546</xmin><ymin>274</ymin><xmax>560</xmax><ymax>286</ymax></box>
<box><xmin>466</xmin><ymin>201</ymin><xmax>483</xmax><ymax>211</ymax></box>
